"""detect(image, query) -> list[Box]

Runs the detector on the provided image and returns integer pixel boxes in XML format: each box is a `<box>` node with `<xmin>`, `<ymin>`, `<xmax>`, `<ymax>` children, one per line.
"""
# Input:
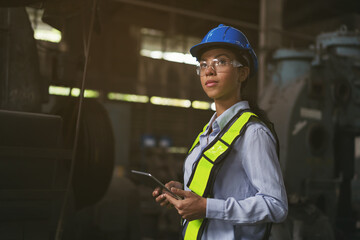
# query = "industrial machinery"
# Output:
<box><xmin>1</xmin><ymin>1</ymin><xmax>360</xmax><ymax>238</ymax></box>
<box><xmin>261</xmin><ymin>26</ymin><xmax>360</xmax><ymax>239</ymax></box>
<box><xmin>0</xmin><ymin>7</ymin><xmax>115</xmax><ymax>239</ymax></box>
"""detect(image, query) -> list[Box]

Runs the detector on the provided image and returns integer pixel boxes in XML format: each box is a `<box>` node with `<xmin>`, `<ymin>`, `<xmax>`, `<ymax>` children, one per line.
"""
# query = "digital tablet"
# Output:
<box><xmin>131</xmin><ymin>170</ymin><xmax>182</xmax><ymax>200</ymax></box>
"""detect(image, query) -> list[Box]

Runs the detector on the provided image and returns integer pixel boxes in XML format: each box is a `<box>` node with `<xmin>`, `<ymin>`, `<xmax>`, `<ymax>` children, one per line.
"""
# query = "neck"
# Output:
<box><xmin>214</xmin><ymin>98</ymin><xmax>240</xmax><ymax>117</ymax></box>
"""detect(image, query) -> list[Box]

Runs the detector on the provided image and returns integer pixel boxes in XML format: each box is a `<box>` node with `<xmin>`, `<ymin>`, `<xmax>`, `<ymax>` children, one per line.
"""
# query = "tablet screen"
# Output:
<box><xmin>131</xmin><ymin>170</ymin><xmax>182</xmax><ymax>200</ymax></box>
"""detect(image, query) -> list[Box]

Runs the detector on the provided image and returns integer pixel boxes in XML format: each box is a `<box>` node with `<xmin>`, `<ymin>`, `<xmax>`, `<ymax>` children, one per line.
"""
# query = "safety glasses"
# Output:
<box><xmin>196</xmin><ymin>58</ymin><xmax>243</xmax><ymax>76</ymax></box>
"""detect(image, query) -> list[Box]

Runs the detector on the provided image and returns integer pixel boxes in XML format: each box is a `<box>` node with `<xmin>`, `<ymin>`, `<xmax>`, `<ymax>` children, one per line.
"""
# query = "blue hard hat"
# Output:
<box><xmin>190</xmin><ymin>24</ymin><xmax>258</xmax><ymax>77</ymax></box>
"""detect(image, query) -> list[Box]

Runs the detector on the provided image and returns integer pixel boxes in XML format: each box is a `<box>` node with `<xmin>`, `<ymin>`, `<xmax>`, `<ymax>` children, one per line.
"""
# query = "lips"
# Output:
<box><xmin>205</xmin><ymin>80</ymin><xmax>218</xmax><ymax>87</ymax></box>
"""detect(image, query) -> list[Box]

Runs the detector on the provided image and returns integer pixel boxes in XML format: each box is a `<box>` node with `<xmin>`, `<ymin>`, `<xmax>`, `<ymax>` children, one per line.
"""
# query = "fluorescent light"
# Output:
<box><xmin>192</xmin><ymin>101</ymin><xmax>211</xmax><ymax>110</ymax></box>
<box><xmin>140</xmin><ymin>49</ymin><xmax>197</xmax><ymax>65</ymax></box>
<box><xmin>184</xmin><ymin>53</ymin><xmax>198</xmax><ymax>65</ymax></box>
<box><xmin>49</xmin><ymin>85</ymin><xmax>213</xmax><ymax>112</ymax></box>
<box><xmin>71</xmin><ymin>88</ymin><xmax>80</xmax><ymax>97</ymax></box>
<box><xmin>150</xmin><ymin>96</ymin><xmax>191</xmax><ymax>108</ymax></box>
<box><xmin>70</xmin><ymin>88</ymin><xmax>99</xmax><ymax>98</ymax></box>
<box><xmin>49</xmin><ymin>85</ymin><xmax>70</xmax><ymax>96</ymax></box>
<box><xmin>84</xmin><ymin>89</ymin><xmax>99</xmax><ymax>98</ymax></box>
<box><xmin>163</xmin><ymin>52</ymin><xmax>186</xmax><ymax>63</ymax></box>
<box><xmin>108</xmin><ymin>92</ymin><xmax>149</xmax><ymax>103</ymax></box>
<box><xmin>49</xmin><ymin>86</ymin><xmax>99</xmax><ymax>98</ymax></box>
<box><xmin>140</xmin><ymin>49</ymin><xmax>163</xmax><ymax>59</ymax></box>
<box><xmin>34</xmin><ymin>29</ymin><xmax>61</xmax><ymax>43</ymax></box>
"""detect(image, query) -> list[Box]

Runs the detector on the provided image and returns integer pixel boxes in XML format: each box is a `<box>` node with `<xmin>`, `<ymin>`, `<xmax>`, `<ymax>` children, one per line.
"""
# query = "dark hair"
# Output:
<box><xmin>232</xmin><ymin>50</ymin><xmax>270</xmax><ymax>123</ymax></box>
<box><xmin>237</xmin><ymin>51</ymin><xmax>280</xmax><ymax>156</ymax></box>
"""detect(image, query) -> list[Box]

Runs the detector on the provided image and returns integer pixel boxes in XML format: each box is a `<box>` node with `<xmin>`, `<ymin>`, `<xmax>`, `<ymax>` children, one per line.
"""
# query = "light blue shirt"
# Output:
<box><xmin>183</xmin><ymin>101</ymin><xmax>288</xmax><ymax>240</ymax></box>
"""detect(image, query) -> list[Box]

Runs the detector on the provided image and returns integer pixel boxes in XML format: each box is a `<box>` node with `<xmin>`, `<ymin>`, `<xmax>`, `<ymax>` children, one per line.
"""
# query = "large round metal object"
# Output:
<box><xmin>53</xmin><ymin>98</ymin><xmax>115</xmax><ymax>210</ymax></box>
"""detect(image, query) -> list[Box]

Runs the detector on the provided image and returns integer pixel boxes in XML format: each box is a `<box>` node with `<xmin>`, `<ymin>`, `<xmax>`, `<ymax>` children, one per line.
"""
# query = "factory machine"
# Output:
<box><xmin>261</xmin><ymin>26</ymin><xmax>360</xmax><ymax>239</ymax></box>
<box><xmin>1</xmin><ymin>3</ymin><xmax>360</xmax><ymax>239</ymax></box>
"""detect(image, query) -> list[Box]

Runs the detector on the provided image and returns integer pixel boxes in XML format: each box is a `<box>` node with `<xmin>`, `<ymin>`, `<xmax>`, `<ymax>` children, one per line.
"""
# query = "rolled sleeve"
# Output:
<box><xmin>206</xmin><ymin>198</ymin><xmax>225</xmax><ymax>219</ymax></box>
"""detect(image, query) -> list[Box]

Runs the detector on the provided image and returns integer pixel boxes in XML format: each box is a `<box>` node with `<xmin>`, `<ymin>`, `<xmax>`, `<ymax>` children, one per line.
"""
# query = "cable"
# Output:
<box><xmin>54</xmin><ymin>0</ymin><xmax>98</xmax><ymax>239</ymax></box>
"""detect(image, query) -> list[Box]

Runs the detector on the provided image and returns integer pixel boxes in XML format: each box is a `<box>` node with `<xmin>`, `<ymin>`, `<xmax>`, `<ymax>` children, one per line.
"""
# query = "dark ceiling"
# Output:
<box><xmin>100</xmin><ymin>0</ymin><xmax>360</xmax><ymax>50</ymax></box>
<box><xmin>283</xmin><ymin>0</ymin><xmax>360</xmax><ymax>28</ymax></box>
<box><xmin>1</xmin><ymin>0</ymin><xmax>359</xmax><ymax>46</ymax></box>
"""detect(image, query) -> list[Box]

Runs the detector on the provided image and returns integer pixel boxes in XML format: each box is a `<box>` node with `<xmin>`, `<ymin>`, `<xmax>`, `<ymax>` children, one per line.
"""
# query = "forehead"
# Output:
<box><xmin>200</xmin><ymin>48</ymin><xmax>236</xmax><ymax>60</ymax></box>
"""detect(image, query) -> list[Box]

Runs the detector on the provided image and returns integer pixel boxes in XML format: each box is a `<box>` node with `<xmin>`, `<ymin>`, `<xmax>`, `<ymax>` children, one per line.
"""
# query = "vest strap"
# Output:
<box><xmin>188</xmin><ymin>123</ymin><xmax>208</xmax><ymax>154</ymax></box>
<box><xmin>184</xmin><ymin>111</ymin><xmax>257</xmax><ymax>240</ymax></box>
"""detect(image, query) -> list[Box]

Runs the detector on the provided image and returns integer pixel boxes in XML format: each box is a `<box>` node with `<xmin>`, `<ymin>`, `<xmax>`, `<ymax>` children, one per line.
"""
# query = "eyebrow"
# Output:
<box><xmin>200</xmin><ymin>53</ymin><xmax>232</xmax><ymax>61</ymax></box>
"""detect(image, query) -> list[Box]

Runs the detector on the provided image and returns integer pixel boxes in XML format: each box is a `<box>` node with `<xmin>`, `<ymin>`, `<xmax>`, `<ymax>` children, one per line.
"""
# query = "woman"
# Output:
<box><xmin>153</xmin><ymin>24</ymin><xmax>288</xmax><ymax>240</ymax></box>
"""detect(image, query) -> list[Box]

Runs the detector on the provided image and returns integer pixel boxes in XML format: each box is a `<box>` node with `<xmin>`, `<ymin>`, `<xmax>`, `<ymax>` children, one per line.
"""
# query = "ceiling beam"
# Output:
<box><xmin>113</xmin><ymin>0</ymin><xmax>260</xmax><ymax>31</ymax></box>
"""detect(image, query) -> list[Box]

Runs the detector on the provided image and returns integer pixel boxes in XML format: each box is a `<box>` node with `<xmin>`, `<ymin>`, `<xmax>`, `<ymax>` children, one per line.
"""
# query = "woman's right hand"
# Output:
<box><xmin>152</xmin><ymin>181</ymin><xmax>183</xmax><ymax>207</ymax></box>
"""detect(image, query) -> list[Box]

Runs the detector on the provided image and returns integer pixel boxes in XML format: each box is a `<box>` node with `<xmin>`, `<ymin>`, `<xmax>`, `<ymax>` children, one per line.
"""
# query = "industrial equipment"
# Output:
<box><xmin>261</xmin><ymin>26</ymin><xmax>360</xmax><ymax>239</ymax></box>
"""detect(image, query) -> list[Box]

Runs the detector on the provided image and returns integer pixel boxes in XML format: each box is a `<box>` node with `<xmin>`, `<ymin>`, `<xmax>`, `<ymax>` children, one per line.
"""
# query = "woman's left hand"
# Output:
<box><xmin>163</xmin><ymin>188</ymin><xmax>207</xmax><ymax>221</ymax></box>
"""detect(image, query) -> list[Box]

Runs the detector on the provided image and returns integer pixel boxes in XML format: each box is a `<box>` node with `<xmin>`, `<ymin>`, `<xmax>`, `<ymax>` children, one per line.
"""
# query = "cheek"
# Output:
<box><xmin>200</xmin><ymin>77</ymin><xmax>206</xmax><ymax>86</ymax></box>
<box><xmin>226</xmin><ymin>72</ymin><xmax>241</xmax><ymax>87</ymax></box>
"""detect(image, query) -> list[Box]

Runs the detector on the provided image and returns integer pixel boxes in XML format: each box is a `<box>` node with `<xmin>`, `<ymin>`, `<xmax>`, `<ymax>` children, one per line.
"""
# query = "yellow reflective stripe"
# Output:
<box><xmin>185</xmin><ymin>112</ymin><xmax>258</xmax><ymax>239</ymax></box>
<box><xmin>188</xmin><ymin>157</ymin><xmax>213</xmax><ymax>195</ymax></box>
<box><xmin>188</xmin><ymin>123</ymin><xmax>208</xmax><ymax>153</ymax></box>
<box><xmin>204</xmin><ymin>141</ymin><xmax>228</xmax><ymax>162</ymax></box>
<box><xmin>221</xmin><ymin>112</ymin><xmax>257</xmax><ymax>145</ymax></box>
<box><xmin>184</xmin><ymin>219</ymin><xmax>203</xmax><ymax>240</ymax></box>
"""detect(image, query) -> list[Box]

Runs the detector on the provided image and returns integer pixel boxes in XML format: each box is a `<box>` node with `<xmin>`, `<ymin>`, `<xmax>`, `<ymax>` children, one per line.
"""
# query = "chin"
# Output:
<box><xmin>204</xmin><ymin>90</ymin><xmax>219</xmax><ymax>99</ymax></box>
<box><xmin>206</xmin><ymin>94</ymin><xmax>217</xmax><ymax>100</ymax></box>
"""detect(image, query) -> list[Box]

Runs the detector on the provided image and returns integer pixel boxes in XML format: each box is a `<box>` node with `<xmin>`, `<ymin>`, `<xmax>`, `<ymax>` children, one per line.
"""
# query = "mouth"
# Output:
<box><xmin>205</xmin><ymin>80</ymin><xmax>218</xmax><ymax>87</ymax></box>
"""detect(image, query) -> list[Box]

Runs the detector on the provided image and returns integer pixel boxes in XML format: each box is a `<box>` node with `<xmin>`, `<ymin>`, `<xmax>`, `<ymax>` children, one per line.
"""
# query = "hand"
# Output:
<box><xmin>164</xmin><ymin>188</ymin><xmax>207</xmax><ymax>221</ymax></box>
<box><xmin>152</xmin><ymin>181</ymin><xmax>183</xmax><ymax>207</ymax></box>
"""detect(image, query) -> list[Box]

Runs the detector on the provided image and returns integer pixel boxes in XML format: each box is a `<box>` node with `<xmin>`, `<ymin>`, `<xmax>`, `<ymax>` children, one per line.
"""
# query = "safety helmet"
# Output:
<box><xmin>190</xmin><ymin>24</ymin><xmax>258</xmax><ymax>77</ymax></box>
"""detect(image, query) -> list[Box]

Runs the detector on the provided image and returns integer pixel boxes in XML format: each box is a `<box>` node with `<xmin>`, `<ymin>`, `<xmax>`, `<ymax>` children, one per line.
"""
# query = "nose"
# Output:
<box><xmin>204</xmin><ymin>64</ymin><xmax>216</xmax><ymax>76</ymax></box>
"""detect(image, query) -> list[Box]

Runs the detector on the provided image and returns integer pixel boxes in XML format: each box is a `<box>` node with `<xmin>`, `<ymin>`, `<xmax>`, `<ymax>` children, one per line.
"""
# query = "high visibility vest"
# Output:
<box><xmin>184</xmin><ymin>110</ymin><xmax>258</xmax><ymax>240</ymax></box>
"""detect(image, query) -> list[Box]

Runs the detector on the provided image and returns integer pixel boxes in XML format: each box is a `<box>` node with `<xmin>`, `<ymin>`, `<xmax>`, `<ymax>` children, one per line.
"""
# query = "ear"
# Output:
<box><xmin>238</xmin><ymin>67</ymin><xmax>250</xmax><ymax>83</ymax></box>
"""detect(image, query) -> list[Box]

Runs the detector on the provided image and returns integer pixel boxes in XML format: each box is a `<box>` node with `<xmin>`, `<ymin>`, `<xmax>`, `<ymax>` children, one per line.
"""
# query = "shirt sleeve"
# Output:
<box><xmin>206</xmin><ymin>124</ymin><xmax>288</xmax><ymax>224</ymax></box>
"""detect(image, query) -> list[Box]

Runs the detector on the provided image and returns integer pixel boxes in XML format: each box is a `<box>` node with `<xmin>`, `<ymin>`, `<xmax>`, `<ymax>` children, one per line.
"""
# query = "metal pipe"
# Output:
<box><xmin>54</xmin><ymin>0</ymin><xmax>98</xmax><ymax>239</ymax></box>
<box><xmin>114</xmin><ymin>0</ymin><xmax>314</xmax><ymax>41</ymax></box>
<box><xmin>114</xmin><ymin>0</ymin><xmax>259</xmax><ymax>31</ymax></box>
<box><xmin>258</xmin><ymin>0</ymin><xmax>267</xmax><ymax>96</ymax></box>
<box><xmin>0</xmin><ymin>8</ymin><xmax>11</xmax><ymax>108</ymax></box>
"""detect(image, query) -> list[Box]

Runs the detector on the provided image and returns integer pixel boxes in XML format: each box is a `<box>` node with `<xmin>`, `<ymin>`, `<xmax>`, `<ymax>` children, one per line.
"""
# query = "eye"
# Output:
<box><xmin>199</xmin><ymin>62</ymin><xmax>208</xmax><ymax>69</ymax></box>
<box><xmin>217</xmin><ymin>58</ymin><xmax>228</xmax><ymax>66</ymax></box>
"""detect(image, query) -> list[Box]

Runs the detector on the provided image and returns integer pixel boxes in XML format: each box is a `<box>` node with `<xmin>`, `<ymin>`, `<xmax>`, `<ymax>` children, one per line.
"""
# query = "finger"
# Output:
<box><xmin>155</xmin><ymin>193</ymin><xmax>166</xmax><ymax>203</ymax></box>
<box><xmin>152</xmin><ymin>187</ymin><xmax>161</xmax><ymax>197</ymax></box>
<box><xmin>171</xmin><ymin>188</ymin><xmax>191</xmax><ymax>197</ymax></box>
<box><xmin>165</xmin><ymin>181</ymin><xmax>173</xmax><ymax>189</ymax></box>
<box><xmin>164</xmin><ymin>192</ymin><xmax>179</xmax><ymax>206</ymax></box>
<box><xmin>160</xmin><ymin>199</ymin><xmax>170</xmax><ymax>207</ymax></box>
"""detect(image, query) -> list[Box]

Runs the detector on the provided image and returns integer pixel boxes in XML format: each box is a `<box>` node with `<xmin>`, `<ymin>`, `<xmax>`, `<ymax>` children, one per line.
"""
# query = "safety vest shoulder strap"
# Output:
<box><xmin>184</xmin><ymin>111</ymin><xmax>258</xmax><ymax>240</ymax></box>
<box><xmin>188</xmin><ymin>123</ymin><xmax>208</xmax><ymax>154</ymax></box>
<box><xmin>186</xmin><ymin>111</ymin><xmax>257</xmax><ymax>197</ymax></box>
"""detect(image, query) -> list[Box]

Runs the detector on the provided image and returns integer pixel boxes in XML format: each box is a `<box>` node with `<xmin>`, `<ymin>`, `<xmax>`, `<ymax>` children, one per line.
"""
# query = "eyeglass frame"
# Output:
<box><xmin>196</xmin><ymin>58</ymin><xmax>243</xmax><ymax>76</ymax></box>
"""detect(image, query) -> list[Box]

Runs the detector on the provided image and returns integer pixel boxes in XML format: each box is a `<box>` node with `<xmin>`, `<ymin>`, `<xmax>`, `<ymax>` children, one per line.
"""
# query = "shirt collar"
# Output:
<box><xmin>207</xmin><ymin>101</ymin><xmax>250</xmax><ymax>133</ymax></box>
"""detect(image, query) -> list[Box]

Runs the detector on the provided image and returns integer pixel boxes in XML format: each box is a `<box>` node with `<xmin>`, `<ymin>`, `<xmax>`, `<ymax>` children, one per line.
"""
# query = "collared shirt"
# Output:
<box><xmin>183</xmin><ymin>101</ymin><xmax>288</xmax><ymax>240</ymax></box>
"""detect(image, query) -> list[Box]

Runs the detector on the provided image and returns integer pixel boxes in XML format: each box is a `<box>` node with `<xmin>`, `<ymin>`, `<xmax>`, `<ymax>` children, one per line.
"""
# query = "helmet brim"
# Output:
<box><xmin>190</xmin><ymin>41</ymin><xmax>246</xmax><ymax>60</ymax></box>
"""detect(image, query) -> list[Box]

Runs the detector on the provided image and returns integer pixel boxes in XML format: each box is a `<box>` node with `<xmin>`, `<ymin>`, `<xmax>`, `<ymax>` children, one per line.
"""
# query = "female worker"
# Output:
<box><xmin>153</xmin><ymin>24</ymin><xmax>288</xmax><ymax>240</ymax></box>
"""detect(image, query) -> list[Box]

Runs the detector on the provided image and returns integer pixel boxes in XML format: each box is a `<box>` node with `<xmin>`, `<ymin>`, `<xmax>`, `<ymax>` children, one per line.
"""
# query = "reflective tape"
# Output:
<box><xmin>185</xmin><ymin>111</ymin><xmax>257</xmax><ymax>239</ymax></box>
<box><xmin>222</xmin><ymin>112</ymin><xmax>256</xmax><ymax>144</ymax></box>
<box><xmin>184</xmin><ymin>219</ymin><xmax>203</xmax><ymax>240</ymax></box>
<box><xmin>189</xmin><ymin>157</ymin><xmax>213</xmax><ymax>195</ymax></box>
